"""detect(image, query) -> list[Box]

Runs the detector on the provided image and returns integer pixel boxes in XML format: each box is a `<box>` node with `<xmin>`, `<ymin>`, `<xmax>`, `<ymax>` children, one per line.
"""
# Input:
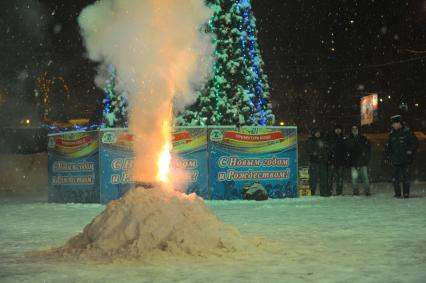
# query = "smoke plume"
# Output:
<box><xmin>78</xmin><ymin>0</ymin><xmax>213</xmax><ymax>183</ymax></box>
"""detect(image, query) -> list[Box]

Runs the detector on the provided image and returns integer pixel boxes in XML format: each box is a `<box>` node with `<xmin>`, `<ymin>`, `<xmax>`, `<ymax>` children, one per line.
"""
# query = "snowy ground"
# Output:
<box><xmin>1</xmin><ymin>182</ymin><xmax>426</xmax><ymax>283</ymax></box>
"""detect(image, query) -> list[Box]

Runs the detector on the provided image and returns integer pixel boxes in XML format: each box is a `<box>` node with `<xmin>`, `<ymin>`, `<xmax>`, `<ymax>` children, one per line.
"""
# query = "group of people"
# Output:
<box><xmin>306</xmin><ymin>115</ymin><xmax>418</xmax><ymax>198</ymax></box>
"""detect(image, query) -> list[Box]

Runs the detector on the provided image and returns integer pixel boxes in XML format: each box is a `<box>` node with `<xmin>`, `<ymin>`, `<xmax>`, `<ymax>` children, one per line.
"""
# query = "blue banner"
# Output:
<box><xmin>99</xmin><ymin>129</ymin><xmax>134</xmax><ymax>204</ymax></box>
<box><xmin>48</xmin><ymin>126</ymin><xmax>298</xmax><ymax>203</ymax></box>
<box><xmin>99</xmin><ymin>127</ymin><xmax>208</xmax><ymax>203</ymax></box>
<box><xmin>172</xmin><ymin>127</ymin><xmax>209</xmax><ymax>199</ymax></box>
<box><xmin>208</xmin><ymin>126</ymin><xmax>298</xmax><ymax>200</ymax></box>
<box><xmin>47</xmin><ymin>131</ymin><xmax>100</xmax><ymax>203</ymax></box>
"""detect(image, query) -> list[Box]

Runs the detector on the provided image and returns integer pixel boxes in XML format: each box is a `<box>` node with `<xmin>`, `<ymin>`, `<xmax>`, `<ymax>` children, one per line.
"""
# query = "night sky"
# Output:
<box><xmin>254</xmin><ymin>0</ymin><xmax>426</xmax><ymax>132</ymax></box>
<box><xmin>0</xmin><ymin>0</ymin><xmax>425</xmax><ymax>132</ymax></box>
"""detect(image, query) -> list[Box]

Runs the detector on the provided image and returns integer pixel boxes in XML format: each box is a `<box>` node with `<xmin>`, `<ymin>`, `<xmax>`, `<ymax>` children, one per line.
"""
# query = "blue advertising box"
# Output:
<box><xmin>97</xmin><ymin>127</ymin><xmax>209</xmax><ymax>203</ymax></box>
<box><xmin>99</xmin><ymin>129</ymin><xmax>135</xmax><ymax>204</ymax></box>
<box><xmin>208</xmin><ymin>126</ymin><xmax>298</xmax><ymax>200</ymax></box>
<box><xmin>48</xmin><ymin>126</ymin><xmax>298</xmax><ymax>203</ymax></box>
<box><xmin>172</xmin><ymin>127</ymin><xmax>209</xmax><ymax>199</ymax></box>
<box><xmin>47</xmin><ymin>131</ymin><xmax>100</xmax><ymax>203</ymax></box>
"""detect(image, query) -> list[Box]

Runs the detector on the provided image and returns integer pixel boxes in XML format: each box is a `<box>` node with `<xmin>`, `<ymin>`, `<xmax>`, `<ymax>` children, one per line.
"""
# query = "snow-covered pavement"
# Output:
<box><xmin>1</xmin><ymin>182</ymin><xmax>425</xmax><ymax>283</ymax></box>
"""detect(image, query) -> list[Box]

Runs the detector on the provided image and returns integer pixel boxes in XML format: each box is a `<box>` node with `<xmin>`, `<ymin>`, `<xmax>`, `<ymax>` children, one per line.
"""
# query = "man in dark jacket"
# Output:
<box><xmin>345</xmin><ymin>125</ymin><xmax>371</xmax><ymax>196</ymax></box>
<box><xmin>306</xmin><ymin>128</ymin><xmax>329</xmax><ymax>196</ymax></box>
<box><xmin>384</xmin><ymin>115</ymin><xmax>418</xmax><ymax>198</ymax></box>
<box><xmin>327</xmin><ymin>125</ymin><xmax>346</xmax><ymax>195</ymax></box>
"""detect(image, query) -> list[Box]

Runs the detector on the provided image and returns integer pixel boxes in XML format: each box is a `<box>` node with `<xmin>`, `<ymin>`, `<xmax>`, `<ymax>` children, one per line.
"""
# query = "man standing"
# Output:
<box><xmin>327</xmin><ymin>125</ymin><xmax>346</xmax><ymax>195</ymax></box>
<box><xmin>345</xmin><ymin>125</ymin><xmax>371</xmax><ymax>196</ymax></box>
<box><xmin>384</xmin><ymin>115</ymin><xmax>418</xmax><ymax>198</ymax></box>
<box><xmin>306</xmin><ymin>128</ymin><xmax>329</xmax><ymax>196</ymax></box>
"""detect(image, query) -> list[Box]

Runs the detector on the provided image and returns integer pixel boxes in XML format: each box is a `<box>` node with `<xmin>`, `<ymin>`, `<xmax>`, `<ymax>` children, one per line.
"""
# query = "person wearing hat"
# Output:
<box><xmin>306</xmin><ymin>128</ymin><xmax>330</xmax><ymax>196</ymax></box>
<box><xmin>345</xmin><ymin>125</ymin><xmax>371</xmax><ymax>196</ymax></box>
<box><xmin>384</xmin><ymin>115</ymin><xmax>418</xmax><ymax>198</ymax></box>
<box><xmin>327</xmin><ymin>124</ymin><xmax>347</xmax><ymax>195</ymax></box>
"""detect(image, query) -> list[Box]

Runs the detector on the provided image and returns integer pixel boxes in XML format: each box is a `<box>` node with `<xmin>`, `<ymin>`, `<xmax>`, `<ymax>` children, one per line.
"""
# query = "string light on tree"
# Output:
<box><xmin>175</xmin><ymin>0</ymin><xmax>275</xmax><ymax>126</ymax></box>
<box><xmin>102</xmin><ymin>65</ymin><xmax>128</xmax><ymax>128</ymax></box>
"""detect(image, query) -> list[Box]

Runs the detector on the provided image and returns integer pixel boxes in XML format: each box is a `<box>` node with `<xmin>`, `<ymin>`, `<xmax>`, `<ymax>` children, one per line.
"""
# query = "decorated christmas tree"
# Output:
<box><xmin>175</xmin><ymin>0</ymin><xmax>274</xmax><ymax>126</ymax></box>
<box><xmin>103</xmin><ymin>65</ymin><xmax>128</xmax><ymax>128</ymax></box>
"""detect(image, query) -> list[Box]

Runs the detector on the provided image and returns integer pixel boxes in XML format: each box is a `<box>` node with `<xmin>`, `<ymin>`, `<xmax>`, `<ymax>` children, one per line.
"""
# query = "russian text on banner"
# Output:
<box><xmin>99</xmin><ymin>128</ymin><xmax>134</xmax><ymax>203</ymax></box>
<box><xmin>208</xmin><ymin>126</ymin><xmax>298</xmax><ymax>200</ymax></box>
<box><xmin>172</xmin><ymin>127</ymin><xmax>209</xmax><ymax>199</ymax></box>
<box><xmin>48</xmin><ymin>131</ymin><xmax>100</xmax><ymax>203</ymax></box>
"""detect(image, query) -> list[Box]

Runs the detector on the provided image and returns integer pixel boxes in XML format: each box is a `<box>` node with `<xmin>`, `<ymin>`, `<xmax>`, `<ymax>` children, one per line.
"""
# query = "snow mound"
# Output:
<box><xmin>51</xmin><ymin>186</ymin><xmax>244</xmax><ymax>259</ymax></box>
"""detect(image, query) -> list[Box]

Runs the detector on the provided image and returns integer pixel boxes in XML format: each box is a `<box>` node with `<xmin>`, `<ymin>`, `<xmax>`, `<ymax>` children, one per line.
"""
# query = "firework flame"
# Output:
<box><xmin>156</xmin><ymin>121</ymin><xmax>172</xmax><ymax>184</ymax></box>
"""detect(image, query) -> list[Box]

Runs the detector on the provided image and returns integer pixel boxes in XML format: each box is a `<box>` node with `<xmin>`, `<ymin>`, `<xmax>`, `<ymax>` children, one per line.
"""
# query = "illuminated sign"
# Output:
<box><xmin>360</xmin><ymin>93</ymin><xmax>378</xmax><ymax>125</ymax></box>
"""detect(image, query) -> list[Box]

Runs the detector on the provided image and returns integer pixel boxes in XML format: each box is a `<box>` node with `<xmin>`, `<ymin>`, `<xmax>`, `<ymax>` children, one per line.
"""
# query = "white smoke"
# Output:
<box><xmin>78</xmin><ymin>0</ymin><xmax>213</xmax><ymax>183</ymax></box>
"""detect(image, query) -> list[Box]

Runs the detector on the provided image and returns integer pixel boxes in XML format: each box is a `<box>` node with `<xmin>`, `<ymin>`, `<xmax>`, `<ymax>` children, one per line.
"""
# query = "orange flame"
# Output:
<box><xmin>156</xmin><ymin>120</ymin><xmax>172</xmax><ymax>184</ymax></box>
